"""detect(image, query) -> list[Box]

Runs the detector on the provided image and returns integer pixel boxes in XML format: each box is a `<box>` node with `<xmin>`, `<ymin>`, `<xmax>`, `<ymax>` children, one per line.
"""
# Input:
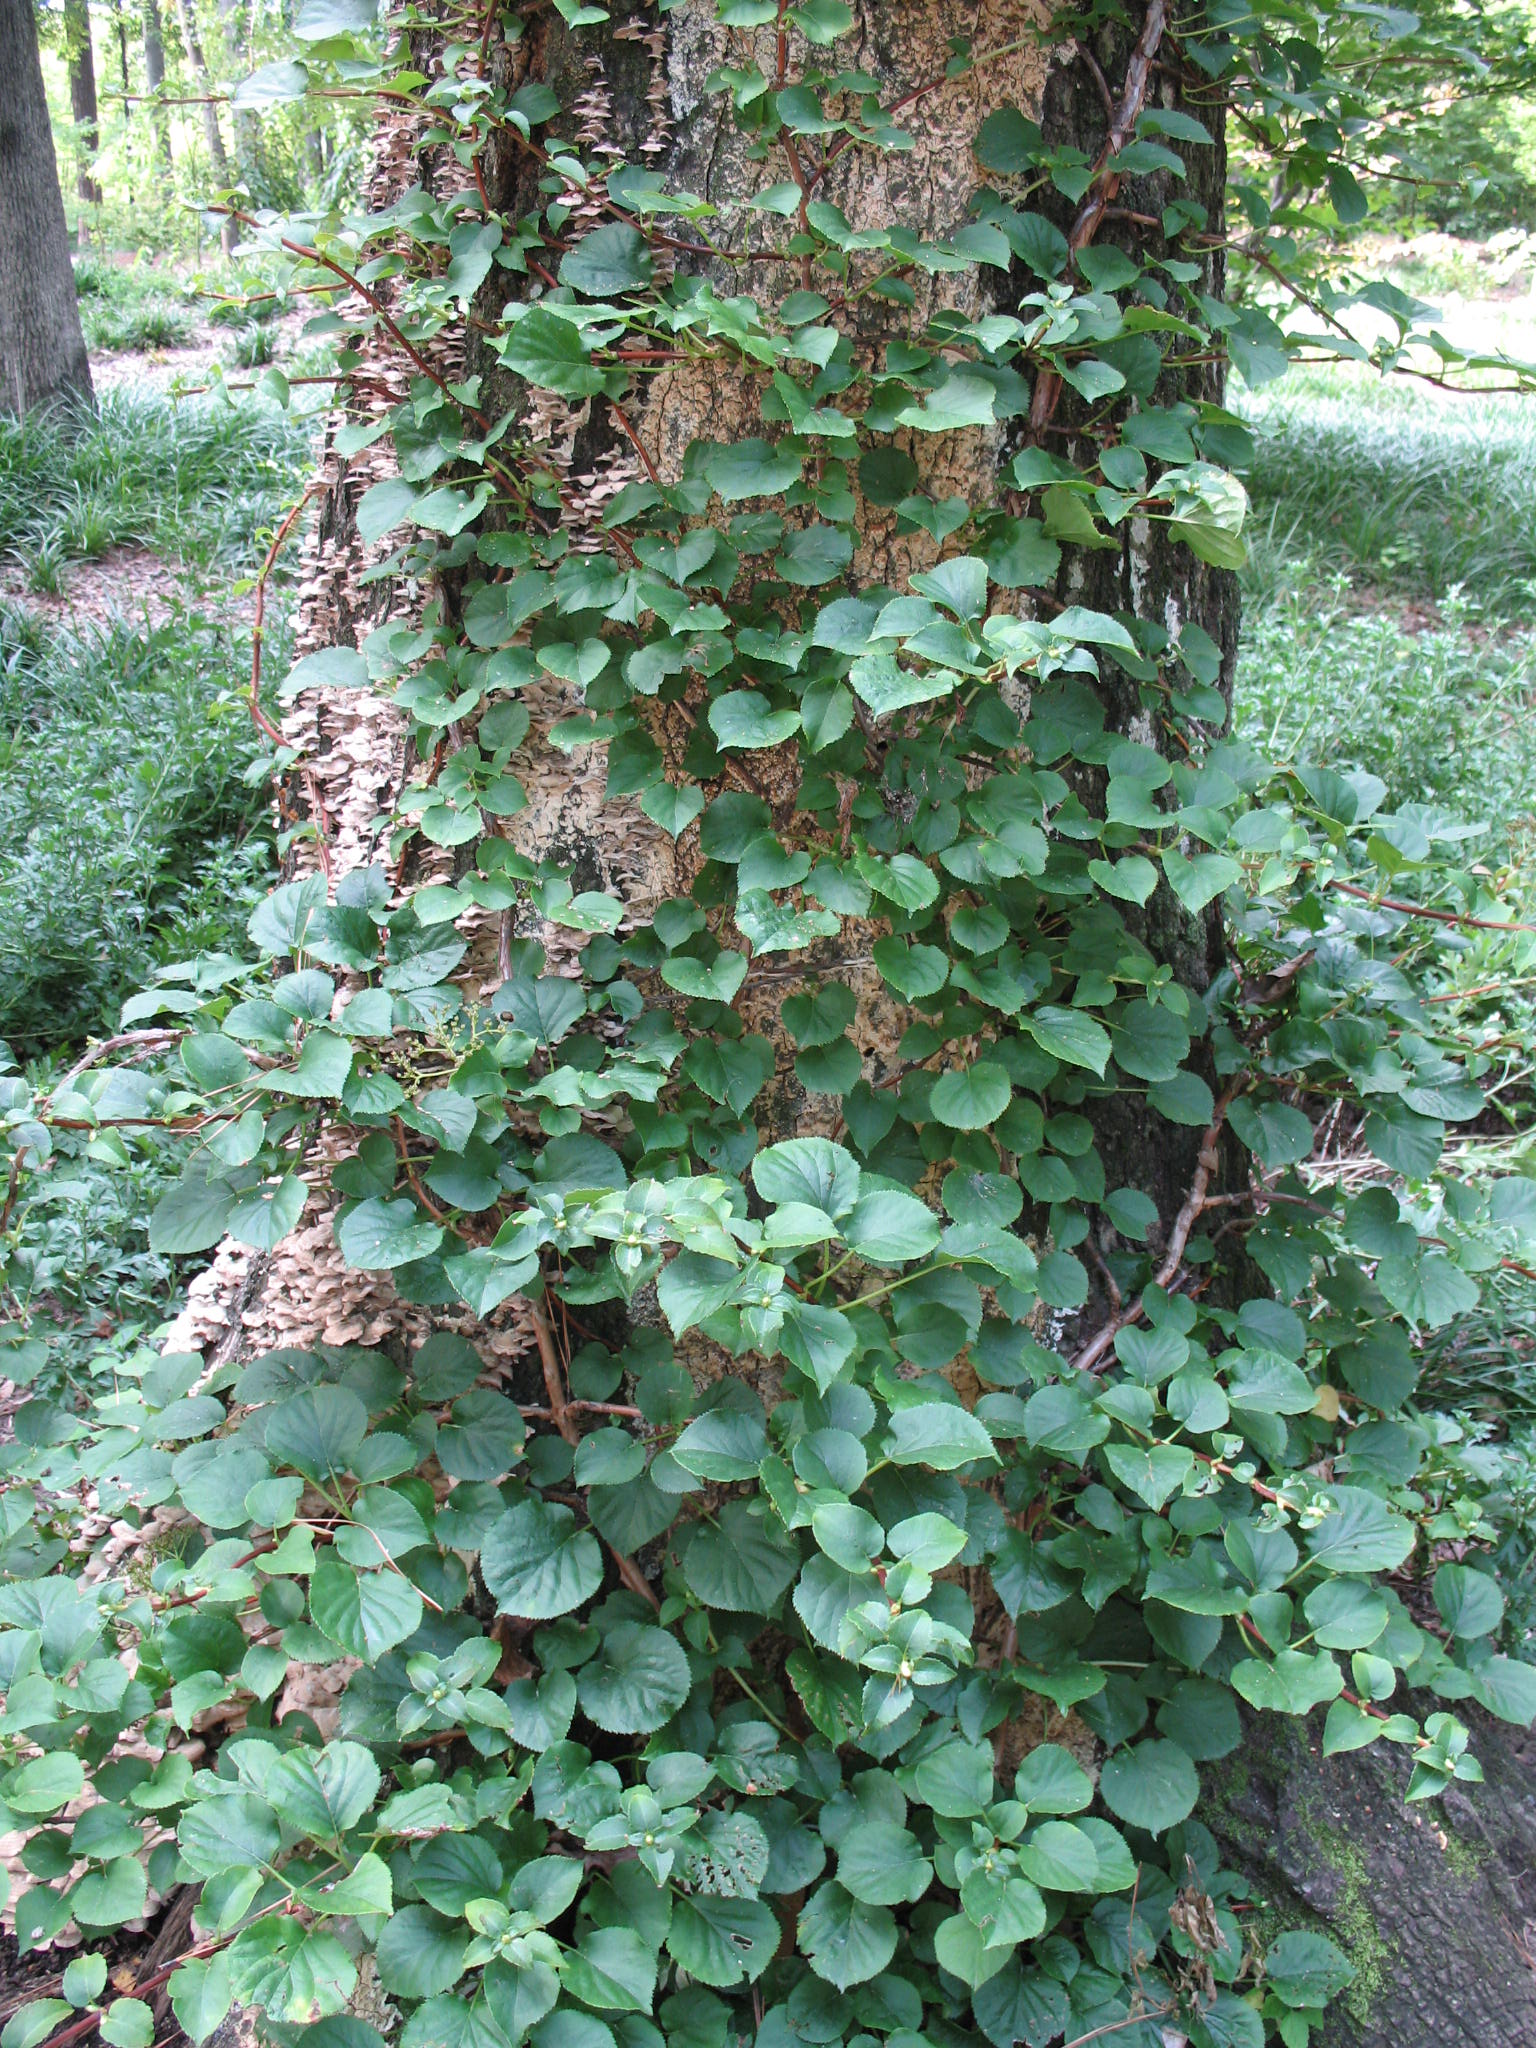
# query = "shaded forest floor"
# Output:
<box><xmin>0</xmin><ymin>258</ymin><xmax>319</xmax><ymax>1394</ymax></box>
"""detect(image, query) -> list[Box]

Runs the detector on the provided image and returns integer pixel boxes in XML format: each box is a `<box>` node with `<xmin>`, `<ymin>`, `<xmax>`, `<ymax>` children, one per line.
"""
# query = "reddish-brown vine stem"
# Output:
<box><xmin>37</xmin><ymin>1932</ymin><xmax>238</xmax><ymax>2048</ymax></box>
<box><xmin>211</xmin><ymin>208</ymin><xmax>643</xmax><ymax>572</ymax></box>
<box><xmin>610</xmin><ymin>398</ymin><xmax>663</xmax><ymax>485</ymax></box>
<box><xmin>1326</xmin><ymin>878</ymin><xmax>1536</xmax><ymax>934</ymax></box>
<box><xmin>528</xmin><ymin>1293</ymin><xmax>659</xmax><ymax>1610</ymax></box>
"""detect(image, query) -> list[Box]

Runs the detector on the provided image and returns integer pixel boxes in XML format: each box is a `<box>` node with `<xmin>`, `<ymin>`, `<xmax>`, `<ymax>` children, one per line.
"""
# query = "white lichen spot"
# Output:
<box><xmin>1127</xmin><ymin>515</ymin><xmax>1154</xmax><ymax>612</ymax></box>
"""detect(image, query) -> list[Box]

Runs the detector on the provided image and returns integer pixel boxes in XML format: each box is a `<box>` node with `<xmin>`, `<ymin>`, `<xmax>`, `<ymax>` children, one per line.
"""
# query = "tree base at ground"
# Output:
<box><xmin>1209</xmin><ymin>1702</ymin><xmax>1536</xmax><ymax>2045</ymax></box>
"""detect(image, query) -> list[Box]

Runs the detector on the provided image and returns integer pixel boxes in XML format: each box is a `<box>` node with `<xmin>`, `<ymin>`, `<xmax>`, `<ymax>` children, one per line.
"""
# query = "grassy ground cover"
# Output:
<box><xmin>0</xmin><ymin>387</ymin><xmax>309</xmax><ymax>1385</ymax></box>
<box><xmin>1236</xmin><ymin>366</ymin><xmax>1536</xmax><ymax>1651</ymax></box>
<box><xmin>0</xmin><ymin>386</ymin><xmax>309</xmax><ymax>592</ymax></box>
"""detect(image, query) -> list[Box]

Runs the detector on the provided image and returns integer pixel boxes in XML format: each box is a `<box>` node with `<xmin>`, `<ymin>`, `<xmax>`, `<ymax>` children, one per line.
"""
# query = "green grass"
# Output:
<box><xmin>1237</xmin><ymin>362</ymin><xmax>1536</xmax><ymax>1654</ymax></box>
<box><xmin>80</xmin><ymin>294</ymin><xmax>196</xmax><ymax>354</ymax></box>
<box><xmin>0</xmin><ymin>675</ymin><xmax>253</xmax><ymax>1374</ymax></box>
<box><xmin>0</xmin><ymin>375</ymin><xmax>306</xmax><ymax>1386</ymax></box>
<box><xmin>1241</xmin><ymin>373</ymin><xmax>1536</xmax><ymax>608</ymax></box>
<box><xmin>0</xmin><ymin>604</ymin><xmax>275</xmax><ymax>1051</ymax></box>
<box><xmin>73</xmin><ymin>254</ymin><xmax>197</xmax><ymax>353</ymax></box>
<box><xmin>227</xmin><ymin>321</ymin><xmax>280</xmax><ymax>369</ymax></box>
<box><xmin>1237</xmin><ymin>371</ymin><xmax>1536</xmax><ymax>869</ymax></box>
<box><xmin>1238</xmin><ymin>572</ymin><xmax>1536</xmax><ymax>844</ymax></box>
<box><xmin>0</xmin><ymin>388</ymin><xmax>312</xmax><ymax>579</ymax></box>
<box><xmin>1236</xmin><ymin>375</ymin><xmax>1536</xmax><ymax>1007</ymax></box>
<box><xmin>0</xmin><ymin>390</ymin><xmax>307</xmax><ymax>1049</ymax></box>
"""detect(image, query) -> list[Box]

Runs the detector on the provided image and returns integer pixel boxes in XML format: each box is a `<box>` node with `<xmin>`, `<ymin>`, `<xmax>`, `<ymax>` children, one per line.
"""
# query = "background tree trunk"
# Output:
<box><xmin>174</xmin><ymin>0</ymin><xmax>235</xmax><ymax>250</ymax></box>
<box><xmin>142</xmin><ymin>0</ymin><xmax>173</xmax><ymax>171</ymax></box>
<box><xmin>63</xmin><ymin>0</ymin><xmax>103</xmax><ymax>222</ymax></box>
<box><xmin>0</xmin><ymin>0</ymin><xmax>95</xmax><ymax>414</ymax></box>
<box><xmin>215</xmin><ymin>0</ymin><xmax>261</xmax><ymax>190</ymax></box>
<box><xmin>114</xmin><ymin>0</ymin><xmax>131</xmax><ymax>116</ymax></box>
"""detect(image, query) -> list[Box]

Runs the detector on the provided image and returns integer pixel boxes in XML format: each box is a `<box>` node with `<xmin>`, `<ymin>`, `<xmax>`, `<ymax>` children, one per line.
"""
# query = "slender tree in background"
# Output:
<box><xmin>112</xmin><ymin>0</ymin><xmax>131</xmax><ymax>122</ymax></box>
<box><xmin>61</xmin><ymin>0</ymin><xmax>102</xmax><ymax>221</ymax></box>
<box><xmin>174</xmin><ymin>0</ymin><xmax>235</xmax><ymax>250</ymax></box>
<box><xmin>0</xmin><ymin>0</ymin><xmax>93</xmax><ymax>413</ymax></box>
<box><xmin>216</xmin><ymin>0</ymin><xmax>262</xmax><ymax>192</ymax></box>
<box><xmin>141</xmin><ymin>0</ymin><xmax>172</xmax><ymax>171</ymax></box>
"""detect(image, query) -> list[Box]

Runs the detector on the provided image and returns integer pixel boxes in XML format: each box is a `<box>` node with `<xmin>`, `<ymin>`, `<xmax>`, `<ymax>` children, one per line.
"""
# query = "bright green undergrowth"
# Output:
<box><xmin>0</xmin><ymin>391</ymin><xmax>305</xmax><ymax>1384</ymax></box>
<box><xmin>1241</xmin><ymin>374</ymin><xmax>1536</xmax><ymax>608</ymax></box>
<box><xmin>73</xmin><ymin>255</ymin><xmax>290</xmax><ymax>356</ymax></box>
<box><xmin>74</xmin><ymin>257</ymin><xmax>198</xmax><ymax>355</ymax></box>
<box><xmin>0</xmin><ymin>389</ymin><xmax>312</xmax><ymax>587</ymax></box>
<box><xmin>0</xmin><ymin>605</ymin><xmax>275</xmax><ymax>1051</ymax></box>
<box><xmin>1238</xmin><ymin>370</ymin><xmax>1536</xmax><ymax>1660</ymax></box>
<box><xmin>1237</xmin><ymin>573</ymin><xmax>1536</xmax><ymax>849</ymax></box>
<box><xmin>0</xmin><ymin>603</ymin><xmax>276</xmax><ymax>1381</ymax></box>
<box><xmin>1237</xmin><ymin>371</ymin><xmax>1536</xmax><ymax>923</ymax></box>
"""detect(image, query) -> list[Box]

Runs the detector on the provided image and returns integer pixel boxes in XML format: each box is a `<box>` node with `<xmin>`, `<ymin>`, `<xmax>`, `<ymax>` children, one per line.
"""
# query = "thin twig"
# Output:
<box><xmin>1072</xmin><ymin>1074</ymin><xmax>1247</xmax><ymax>1374</ymax></box>
<box><xmin>528</xmin><ymin>1298</ymin><xmax>576</xmax><ymax>1446</ymax></box>
<box><xmin>526</xmin><ymin>1294</ymin><xmax>659</xmax><ymax>1608</ymax></box>
<box><xmin>250</xmin><ymin>482</ymin><xmax>334</xmax><ymax>881</ymax></box>
<box><xmin>609</xmin><ymin>399</ymin><xmax>662</xmax><ymax>485</ymax></box>
<box><xmin>1062</xmin><ymin>2007</ymin><xmax>1175</xmax><ymax>2048</ymax></box>
<box><xmin>54</xmin><ymin>1029</ymin><xmax>182</xmax><ymax>1096</ymax></box>
<box><xmin>1328</xmin><ymin>879</ymin><xmax>1536</xmax><ymax>934</ymax></box>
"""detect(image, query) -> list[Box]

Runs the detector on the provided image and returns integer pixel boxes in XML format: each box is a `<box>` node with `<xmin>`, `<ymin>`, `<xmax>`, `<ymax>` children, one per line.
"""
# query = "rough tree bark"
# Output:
<box><xmin>1210</xmin><ymin>1699</ymin><xmax>1536</xmax><ymax>2045</ymax></box>
<box><xmin>0</xmin><ymin>0</ymin><xmax>95</xmax><ymax>415</ymax></box>
<box><xmin>143</xmin><ymin>0</ymin><xmax>174</xmax><ymax>171</ymax></box>
<box><xmin>62</xmin><ymin>0</ymin><xmax>104</xmax><ymax>219</ymax></box>
<box><xmin>171</xmin><ymin>0</ymin><xmax>1236</xmax><ymax>1417</ymax></box>
<box><xmin>171</xmin><ymin>0</ymin><xmax>1236</xmax><ymax>1367</ymax></box>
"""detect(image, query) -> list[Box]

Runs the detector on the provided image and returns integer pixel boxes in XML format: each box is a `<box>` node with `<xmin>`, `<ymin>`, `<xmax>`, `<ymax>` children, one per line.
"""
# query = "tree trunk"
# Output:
<box><xmin>215</xmin><ymin>0</ymin><xmax>260</xmax><ymax>189</ymax></box>
<box><xmin>165</xmin><ymin>0</ymin><xmax>1237</xmax><ymax>1397</ymax></box>
<box><xmin>174</xmin><ymin>0</ymin><xmax>235</xmax><ymax>251</ymax></box>
<box><xmin>144</xmin><ymin>24</ymin><xmax>1531</xmax><ymax>2045</ymax></box>
<box><xmin>1208</xmin><ymin>1700</ymin><xmax>1536</xmax><ymax>2046</ymax></box>
<box><xmin>142</xmin><ymin>0</ymin><xmax>172</xmax><ymax>169</ymax></box>
<box><xmin>114</xmin><ymin>1</ymin><xmax>131</xmax><ymax>114</ymax></box>
<box><xmin>0</xmin><ymin>0</ymin><xmax>94</xmax><ymax>415</ymax></box>
<box><xmin>62</xmin><ymin>0</ymin><xmax>103</xmax><ymax>220</ymax></box>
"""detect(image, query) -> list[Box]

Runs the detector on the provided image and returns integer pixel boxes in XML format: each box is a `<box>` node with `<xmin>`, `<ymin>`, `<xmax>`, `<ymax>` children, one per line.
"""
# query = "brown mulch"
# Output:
<box><xmin>0</xmin><ymin>546</ymin><xmax>190</xmax><ymax>631</ymax></box>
